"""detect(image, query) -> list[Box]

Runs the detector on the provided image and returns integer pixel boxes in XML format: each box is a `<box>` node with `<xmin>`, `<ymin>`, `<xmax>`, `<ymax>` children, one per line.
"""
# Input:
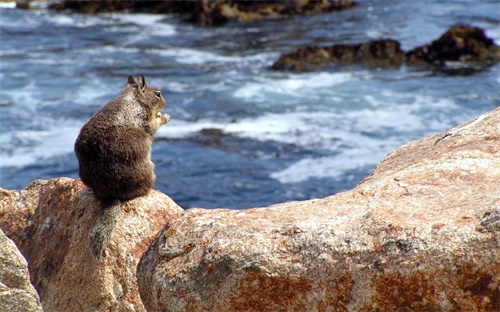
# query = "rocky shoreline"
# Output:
<box><xmin>1</xmin><ymin>107</ymin><xmax>499</xmax><ymax>311</ymax></box>
<box><xmin>20</xmin><ymin>0</ymin><xmax>356</xmax><ymax>26</ymax></box>
<box><xmin>272</xmin><ymin>24</ymin><xmax>500</xmax><ymax>72</ymax></box>
<box><xmin>12</xmin><ymin>2</ymin><xmax>499</xmax><ymax>73</ymax></box>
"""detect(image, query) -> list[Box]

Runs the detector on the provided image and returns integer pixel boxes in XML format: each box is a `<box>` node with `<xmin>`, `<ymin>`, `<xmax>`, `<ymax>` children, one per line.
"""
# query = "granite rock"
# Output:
<box><xmin>138</xmin><ymin>107</ymin><xmax>500</xmax><ymax>311</ymax></box>
<box><xmin>0</xmin><ymin>178</ymin><xmax>183</xmax><ymax>311</ymax></box>
<box><xmin>0</xmin><ymin>228</ymin><xmax>43</xmax><ymax>312</ymax></box>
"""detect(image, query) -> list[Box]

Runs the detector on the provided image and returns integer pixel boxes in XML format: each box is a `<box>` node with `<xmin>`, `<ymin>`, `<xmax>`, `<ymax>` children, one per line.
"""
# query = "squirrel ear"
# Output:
<box><xmin>138</xmin><ymin>75</ymin><xmax>147</xmax><ymax>91</ymax></box>
<box><xmin>127</xmin><ymin>75</ymin><xmax>136</xmax><ymax>86</ymax></box>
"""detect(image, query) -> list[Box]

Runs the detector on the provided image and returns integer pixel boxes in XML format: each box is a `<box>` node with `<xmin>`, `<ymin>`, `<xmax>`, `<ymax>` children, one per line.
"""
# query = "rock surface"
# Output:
<box><xmin>138</xmin><ymin>107</ymin><xmax>500</xmax><ymax>311</ymax></box>
<box><xmin>272</xmin><ymin>25</ymin><xmax>500</xmax><ymax>71</ymax></box>
<box><xmin>48</xmin><ymin>0</ymin><xmax>356</xmax><ymax>26</ymax></box>
<box><xmin>0</xmin><ymin>178</ymin><xmax>183</xmax><ymax>311</ymax></box>
<box><xmin>0</xmin><ymin>228</ymin><xmax>43</xmax><ymax>312</ymax></box>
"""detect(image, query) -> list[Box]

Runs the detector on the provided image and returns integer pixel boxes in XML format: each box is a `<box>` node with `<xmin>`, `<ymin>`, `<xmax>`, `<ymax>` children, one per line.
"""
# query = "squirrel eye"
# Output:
<box><xmin>154</xmin><ymin>91</ymin><xmax>161</xmax><ymax>98</ymax></box>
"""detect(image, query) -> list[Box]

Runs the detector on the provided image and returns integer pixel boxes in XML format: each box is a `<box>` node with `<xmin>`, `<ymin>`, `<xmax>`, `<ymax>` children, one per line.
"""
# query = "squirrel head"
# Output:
<box><xmin>127</xmin><ymin>75</ymin><xmax>167</xmax><ymax>116</ymax></box>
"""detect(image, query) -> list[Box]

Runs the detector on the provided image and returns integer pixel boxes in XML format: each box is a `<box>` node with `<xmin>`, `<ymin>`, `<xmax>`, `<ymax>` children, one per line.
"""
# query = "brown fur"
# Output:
<box><xmin>75</xmin><ymin>75</ymin><xmax>170</xmax><ymax>258</ymax></box>
<box><xmin>75</xmin><ymin>75</ymin><xmax>169</xmax><ymax>201</ymax></box>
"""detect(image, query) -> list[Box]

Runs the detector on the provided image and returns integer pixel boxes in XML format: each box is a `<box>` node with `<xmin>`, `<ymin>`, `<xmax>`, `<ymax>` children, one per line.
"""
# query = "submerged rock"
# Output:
<box><xmin>272</xmin><ymin>39</ymin><xmax>405</xmax><ymax>71</ymax></box>
<box><xmin>138</xmin><ymin>107</ymin><xmax>500</xmax><ymax>311</ymax></box>
<box><xmin>0</xmin><ymin>229</ymin><xmax>42</xmax><ymax>312</ymax></box>
<box><xmin>0</xmin><ymin>178</ymin><xmax>183</xmax><ymax>311</ymax></box>
<box><xmin>48</xmin><ymin>0</ymin><xmax>356</xmax><ymax>26</ymax></box>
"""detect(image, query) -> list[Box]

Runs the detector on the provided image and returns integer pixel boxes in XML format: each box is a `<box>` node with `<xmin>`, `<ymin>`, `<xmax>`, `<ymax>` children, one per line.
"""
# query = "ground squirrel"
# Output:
<box><xmin>75</xmin><ymin>75</ymin><xmax>170</xmax><ymax>259</ymax></box>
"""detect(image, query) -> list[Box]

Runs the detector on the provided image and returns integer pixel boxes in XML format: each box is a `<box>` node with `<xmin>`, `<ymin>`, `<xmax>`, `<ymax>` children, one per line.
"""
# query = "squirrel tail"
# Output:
<box><xmin>89</xmin><ymin>199</ymin><xmax>121</xmax><ymax>260</ymax></box>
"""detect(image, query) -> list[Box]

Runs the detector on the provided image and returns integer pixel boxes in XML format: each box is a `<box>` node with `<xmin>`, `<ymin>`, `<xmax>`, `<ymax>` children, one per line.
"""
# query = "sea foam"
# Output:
<box><xmin>0</xmin><ymin>125</ymin><xmax>81</xmax><ymax>168</ymax></box>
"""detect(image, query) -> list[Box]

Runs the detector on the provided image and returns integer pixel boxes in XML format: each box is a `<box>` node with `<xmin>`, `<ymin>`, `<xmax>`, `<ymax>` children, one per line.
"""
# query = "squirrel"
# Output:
<box><xmin>74</xmin><ymin>75</ymin><xmax>170</xmax><ymax>259</ymax></box>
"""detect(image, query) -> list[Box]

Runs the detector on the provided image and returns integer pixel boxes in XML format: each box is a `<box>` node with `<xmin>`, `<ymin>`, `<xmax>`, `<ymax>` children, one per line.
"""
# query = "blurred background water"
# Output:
<box><xmin>1</xmin><ymin>0</ymin><xmax>499</xmax><ymax>208</ymax></box>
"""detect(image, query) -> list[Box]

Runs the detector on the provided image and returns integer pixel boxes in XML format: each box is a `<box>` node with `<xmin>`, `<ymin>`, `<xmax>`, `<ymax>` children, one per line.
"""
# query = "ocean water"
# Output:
<box><xmin>1</xmin><ymin>0</ymin><xmax>499</xmax><ymax>209</ymax></box>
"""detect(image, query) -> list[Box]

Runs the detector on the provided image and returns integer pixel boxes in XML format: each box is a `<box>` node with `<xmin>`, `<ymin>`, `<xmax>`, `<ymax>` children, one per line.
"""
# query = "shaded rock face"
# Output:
<box><xmin>49</xmin><ymin>0</ymin><xmax>356</xmax><ymax>26</ymax></box>
<box><xmin>272</xmin><ymin>39</ymin><xmax>405</xmax><ymax>71</ymax></box>
<box><xmin>0</xmin><ymin>178</ymin><xmax>183</xmax><ymax>311</ymax></box>
<box><xmin>0</xmin><ymin>229</ymin><xmax>43</xmax><ymax>312</ymax></box>
<box><xmin>138</xmin><ymin>107</ymin><xmax>500</xmax><ymax>311</ymax></box>
<box><xmin>273</xmin><ymin>25</ymin><xmax>500</xmax><ymax>72</ymax></box>
<box><xmin>407</xmin><ymin>24</ymin><xmax>500</xmax><ymax>66</ymax></box>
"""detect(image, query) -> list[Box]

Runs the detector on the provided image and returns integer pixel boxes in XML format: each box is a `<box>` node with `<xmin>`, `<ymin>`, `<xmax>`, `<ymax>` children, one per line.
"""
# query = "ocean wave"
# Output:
<box><xmin>0</xmin><ymin>125</ymin><xmax>81</xmax><ymax>168</ymax></box>
<box><xmin>270</xmin><ymin>148</ymin><xmax>390</xmax><ymax>183</ymax></box>
<box><xmin>151</xmin><ymin>48</ymin><xmax>277</xmax><ymax>66</ymax></box>
<box><xmin>232</xmin><ymin>72</ymin><xmax>356</xmax><ymax>103</ymax></box>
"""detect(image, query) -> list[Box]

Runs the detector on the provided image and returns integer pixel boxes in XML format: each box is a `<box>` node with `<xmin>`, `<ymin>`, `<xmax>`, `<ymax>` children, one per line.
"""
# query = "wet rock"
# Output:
<box><xmin>272</xmin><ymin>39</ymin><xmax>405</xmax><ymax>71</ymax></box>
<box><xmin>48</xmin><ymin>0</ymin><xmax>356</xmax><ymax>26</ymax></box>
<box><xmin>138</xmin><ymin>107</ymin><xmax>500</xmax><ymax>311</ymax></box>
<box><xmin>0</xmin><ymin>178</ymin><xmax>183</xmax><ymax>312</ymax></box>
<box><xmin>0</xmin><ymin>229</ymin><xmax>43</xmax><ymax>312</ymax></box>
<box><xmin>406</xmin><ymin>24</ymin><xmax>500</xmax><ymax>67</ymax></box>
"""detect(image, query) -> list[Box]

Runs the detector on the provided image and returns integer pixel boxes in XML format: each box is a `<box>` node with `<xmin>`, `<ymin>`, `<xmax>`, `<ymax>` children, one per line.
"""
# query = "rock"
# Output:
<box><xmin>48</xmin><ymin>0</ymin><xmax>356</xmax><ymax>26</ymax></box>
<box><xmin>272</xmin><ymin>39</ymin><xmax>405</xmax><ymax>71</ymax></box>
<box><xmin>138</xmin><ymin>106</ymin><xmax>500</xmax><ymax>311</ymax></box>
<box><xmin>48</xmin><ymin>0</ymin><xmax>176</xmax><ymax>15</ymax></box>
<box><xmin>406</xmin><ymin>24</ymin><xmax>500</xmax><ymax>67</ymax></box>
<box><xmin>273</xmin><ymin>25</ymin><xmax>499</xmax><ymax>72</ymax></box>
<box><xmin>0</xmin><ymin>228</ymin><xmax>43</xmax><ymax>312</ymax></box>
<box><xmin>0</xmin><ymin>178</ymin><xmax>183</xmax><ymax>312</ymax></box>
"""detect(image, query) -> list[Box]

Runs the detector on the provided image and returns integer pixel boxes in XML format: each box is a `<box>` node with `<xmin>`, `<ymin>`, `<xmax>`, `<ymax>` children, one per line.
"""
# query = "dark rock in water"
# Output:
<box><xmin>192</xmin><ymin>128</ymin><xmax>240</xmax><ymax>148</ymax></box>
<box><xmin>273</xmin><ymin>25</ymin><xmax>499</xmax><ymax>72</ymax></box>
<box><xmin>406</xmin><ymin>24</ymin><xmax>500</xmax><ymax>67</ymax></box>
<box><xmin>48</xmin><ymin>0</ymin><xmax>174</xmax><ymax>14</ymax></box>
<box><xmin>49</xmin><ymin>0</ymin><xmax>356</xmax><ymax>26</ymax></box>
<box><xmin>272</xmin><ymin>39</ymin><xmax>405</xmax><ymax>71</ymax></box>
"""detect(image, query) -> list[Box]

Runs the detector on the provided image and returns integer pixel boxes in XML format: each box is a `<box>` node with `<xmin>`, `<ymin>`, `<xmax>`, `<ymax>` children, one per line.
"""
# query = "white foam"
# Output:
<box><xmin>233</xmin><ymin>72</ymin><xmax>353</xmax><ymax>103</ymax></box>
<box><xmin>157</xmin><ymin>111</ymin><xmax>341</xmax><ymax>148</ymax></box>
<box><xmin>0</xmin><ymin>2</ymin><xmax>16</xmax><ymax>9</ymax></box>
<box><xmin>157</xmin><ymin>119</ymin><xmax>222</xmax><ymax>138</ymax></box>
<box><xmin>116</xmin><ymin>13</ymin><xmax>176</xmax><ymax>36</ymax></box>
<box><xmin>48</xmin><ymin>13</ymin><xmax>106</xmax><ymax>28</ymax></box>
<box><xmin>268</xmin><ymin>92</ymin><xmax>462</xmax><ymax>183</ymax></box>
<box><xmin>47</xmin><ymin>12</ymin><xmax>176</xmax><ymax>36</ymax></box>
<box><xmin>152</xmin><ymin>48</ymin><xmax>276</xmax><ymax>66</ymax></box>
<box><xmin>0</xmin><ymin>125</ymin><xmax>81</xmax><ymax>168</ymax></box>
<box><xmin>485</xmin><ymin>28</ymin><xmax>500</xmax><ymax>45</ymax></box>
<box><xmin>116</xmin><ymin>13</ymin><xmax>165</xmax><ymax>27</ymax></box>
<box><xmin>270</xmin><ymin>148</ymin><xmax>389</xmax><ymax>183</ymax></box>
<box><xmin>122</xmin><ymin>81</ymin><xmax>464</xmax><ymax>185</ymax></box>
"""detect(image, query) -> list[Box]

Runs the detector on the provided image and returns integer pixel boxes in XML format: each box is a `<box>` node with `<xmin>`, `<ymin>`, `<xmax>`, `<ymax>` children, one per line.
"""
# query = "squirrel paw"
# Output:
<box><xmin>160</xmin><ymin>113</ymin><xmax>170</xmax><ymax>125</ymax></box>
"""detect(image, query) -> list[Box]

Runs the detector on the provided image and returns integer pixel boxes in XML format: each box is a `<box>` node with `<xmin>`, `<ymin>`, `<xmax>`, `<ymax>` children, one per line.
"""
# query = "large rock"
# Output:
<box><xmin>0</xmin><ymin>178</ymin><xmax>183</xmax><ymax>311</ymax></box>
<box><xmin>0</xmin><ymin>228</ymin><xmax>42</xmax><ymax>312</ymax></box>
<box><xmin>138</xmin><ymin>107</ymin><xmax>500</xmax><ymax>311</ymax></box>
